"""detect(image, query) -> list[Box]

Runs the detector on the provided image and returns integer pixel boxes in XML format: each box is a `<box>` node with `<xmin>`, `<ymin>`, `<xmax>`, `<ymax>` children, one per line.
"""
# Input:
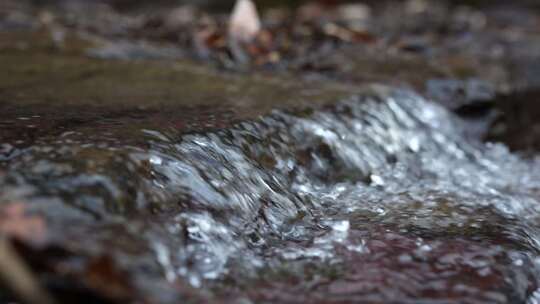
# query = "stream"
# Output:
<box><xmin>3</xmin><ymin>86</ymin><xmax>540</xmax><ymax>303</ymax></box>
<box><xmin>3</xmin><ymin>0</ymin><xmax>540</xmax><ymax>303</ymax></box>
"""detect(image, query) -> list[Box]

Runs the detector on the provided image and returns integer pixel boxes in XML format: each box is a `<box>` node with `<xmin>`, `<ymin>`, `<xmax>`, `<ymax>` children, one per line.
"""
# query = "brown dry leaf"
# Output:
<box><xmin>0</xmin><ymin>203</ymin><xmax>47</xmax><ymax>244</ymax></box>
<box><xmin>228</xmin><ymin>0</ymin><xmax>261</xmax><ymax>43</ymax></box>
<box><xmin>84</xmin><ymin>255</ymin><xmax>135</xmax><ymax>302</ymax></box>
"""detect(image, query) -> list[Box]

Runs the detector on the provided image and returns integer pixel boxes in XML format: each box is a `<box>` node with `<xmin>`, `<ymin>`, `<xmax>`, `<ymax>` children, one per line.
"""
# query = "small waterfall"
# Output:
<box><xmin>3</xmin><ymin>87</ymin><xmax>540</xmax><ymax>302</ymax></box>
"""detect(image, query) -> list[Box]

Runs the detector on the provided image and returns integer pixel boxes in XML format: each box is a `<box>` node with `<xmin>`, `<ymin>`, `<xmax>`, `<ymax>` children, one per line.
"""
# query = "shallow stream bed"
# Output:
<box><xmin>3</xmin><ymin>1</ymin><xmax>540</xmax><ymax>303</ymax></box>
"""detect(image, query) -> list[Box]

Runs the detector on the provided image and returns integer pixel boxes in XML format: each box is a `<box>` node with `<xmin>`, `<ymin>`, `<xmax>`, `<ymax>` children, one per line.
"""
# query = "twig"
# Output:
<box><xmin>0</xmin><ymin>237</ymin><xmax>56</xmax><ymax>304</ymax></box>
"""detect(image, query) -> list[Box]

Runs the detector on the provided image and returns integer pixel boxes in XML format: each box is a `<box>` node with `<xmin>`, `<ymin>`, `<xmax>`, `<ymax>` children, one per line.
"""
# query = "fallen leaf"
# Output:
<box><xmin>84</xmin><ymin>255</ymin><xmax>135</xmax><ymax>302</ymax></box>
<box><xmin>0</xmin><ymin>203</ymin><xmax>46</xmax><ymax>244</ymax></box>
<box><xmin>228</xmin><ymin>0</ymin><xmax>261</xmax><ymax>43</ymax></box>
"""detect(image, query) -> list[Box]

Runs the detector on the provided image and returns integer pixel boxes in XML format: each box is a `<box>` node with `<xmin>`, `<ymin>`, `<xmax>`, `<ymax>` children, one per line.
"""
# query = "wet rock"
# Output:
<box><xmin>0</xmin><ymin>30</ymin><xmax>356</xmax><ymax>148</ymax></box>
<box><xmin>486</xmin><ymin>89</ymin><xmax>540</xmax><ymax>153</ymax></box>
<box><xmin>425</xmin><ymin>78</ymin><xmax>495</xmax><ymax>109</ymax></box>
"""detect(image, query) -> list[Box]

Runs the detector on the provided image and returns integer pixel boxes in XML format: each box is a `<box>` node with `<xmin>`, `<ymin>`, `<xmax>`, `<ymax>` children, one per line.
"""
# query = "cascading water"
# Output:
<box><xmin>2</xmin><ymin>86</ymin><xmax>540</xmax><ymax>303</ymax></box>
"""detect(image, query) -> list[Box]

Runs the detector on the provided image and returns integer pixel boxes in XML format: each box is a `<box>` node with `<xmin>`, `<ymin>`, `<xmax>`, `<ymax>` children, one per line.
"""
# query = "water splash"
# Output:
<box><xmin>2</xmin><ymin>87</ymin><xmax>540</xmax><ymax>302</ymax></box>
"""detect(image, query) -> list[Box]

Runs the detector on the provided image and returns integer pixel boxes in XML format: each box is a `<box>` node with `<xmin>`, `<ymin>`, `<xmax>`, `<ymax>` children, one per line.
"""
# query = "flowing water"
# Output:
<box><xmin>2</xmin><ymin>86</ymin><xmax>540</xmax><ymax>303</ymax></box>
